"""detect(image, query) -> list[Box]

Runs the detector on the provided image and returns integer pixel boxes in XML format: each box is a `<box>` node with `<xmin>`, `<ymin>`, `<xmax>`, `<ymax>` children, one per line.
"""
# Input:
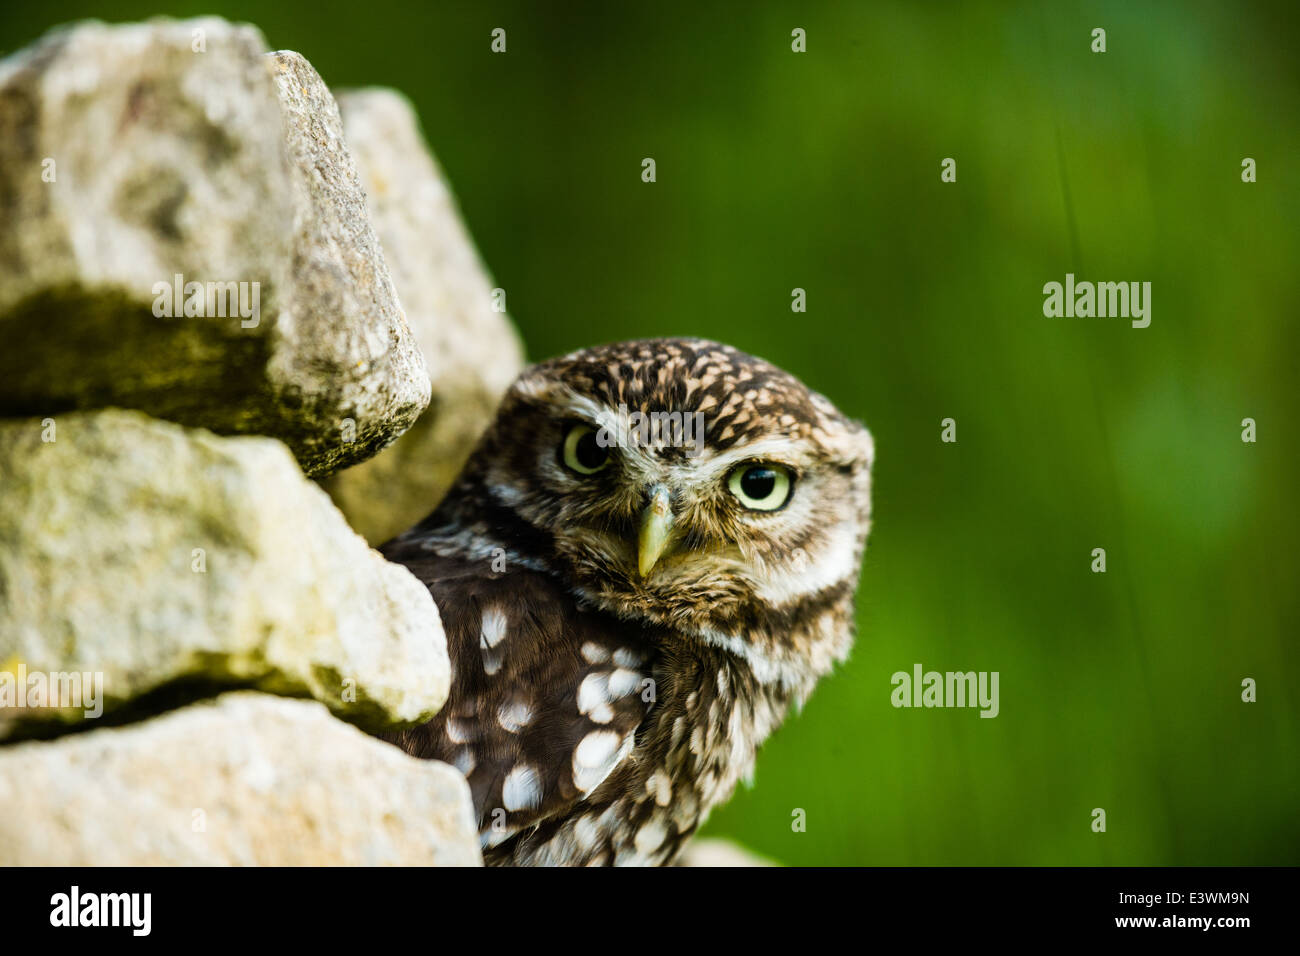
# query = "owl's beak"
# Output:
<box><xmin>637</xmin><ymin>485</ymin><xmax>674</xmax><ymax>577</ymax></box>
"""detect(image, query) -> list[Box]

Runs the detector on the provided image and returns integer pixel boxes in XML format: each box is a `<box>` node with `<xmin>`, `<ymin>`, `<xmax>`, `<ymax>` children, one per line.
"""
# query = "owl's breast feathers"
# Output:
<box><xmin>381</xmin><ymin>542</ymin><xmax>828</xmax><ymax>866</ymax></box>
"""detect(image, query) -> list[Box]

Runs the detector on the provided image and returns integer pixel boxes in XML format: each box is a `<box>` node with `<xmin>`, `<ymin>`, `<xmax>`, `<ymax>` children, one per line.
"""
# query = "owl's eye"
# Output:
<box><xmin>561</xmin><ymin>423</ymin><xmax>610</xmax><ymax>474</ymax></box>
<box><xmin>727</xmin><ymin>463</ymin><xmax>793</xmax><ymax>511</ymax></box>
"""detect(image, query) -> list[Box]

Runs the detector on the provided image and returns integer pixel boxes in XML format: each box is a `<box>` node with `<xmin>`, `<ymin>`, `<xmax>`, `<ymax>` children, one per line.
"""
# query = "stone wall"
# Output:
<box><xmin>0</xmin><ymin>17</ymin><xmax>523</xmax><ymax>865</ymax></box>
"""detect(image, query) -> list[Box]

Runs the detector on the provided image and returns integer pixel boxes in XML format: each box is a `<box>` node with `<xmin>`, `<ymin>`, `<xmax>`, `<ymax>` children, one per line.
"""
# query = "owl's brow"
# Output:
<box><xmin>535</xmin><ymin>389</ymin><xmax>703</xmax><ymax>449</ymax></box>
<box><xmin>674</xmin><ymin>437</ymin><xmax>806</xmax><ymax>476</ymax></box>
<box><xmin>520</xmin><ymin>380</ymin><xmax>842</xmax><ymax>480</ymax></box>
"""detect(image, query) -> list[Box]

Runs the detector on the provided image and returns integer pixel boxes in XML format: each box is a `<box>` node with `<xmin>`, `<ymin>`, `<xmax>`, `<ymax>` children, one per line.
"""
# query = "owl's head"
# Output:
<box><xmin>439</xmin><ymin>338</ymin><xmax>874</xmax><ymax>644</ymax></box>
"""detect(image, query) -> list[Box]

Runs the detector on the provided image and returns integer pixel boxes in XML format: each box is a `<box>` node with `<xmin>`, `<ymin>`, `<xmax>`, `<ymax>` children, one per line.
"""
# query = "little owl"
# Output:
<box><xmin>382</xmin><ymin>338</ymin><xmax>874</xmax><ymax>865</ymax></box>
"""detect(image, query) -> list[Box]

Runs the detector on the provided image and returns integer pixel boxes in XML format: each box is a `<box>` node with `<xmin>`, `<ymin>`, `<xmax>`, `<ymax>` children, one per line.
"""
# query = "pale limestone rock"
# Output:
<box><xmin>676</xmin><ymin>838</ymin><xmax>776</xmax><ymax>866</ymax></box>
<box><xmin>0</xmin><ymin>18</ymin><xmax>429</xmax><ymax>477</ymax></box>
<box><xmin>0</xmin><ymin>409</ymin><xmax>448</xmax><ymax>738</ymax></box>
<box><xmin>0</xmin><ymin>693</ymin><xmax>482</xmax><ymax>865</ymax></box>
<box><xmin>322</xmin><ymin>88</ymin><xmax>525</xmax><ymax>543</ymax></box>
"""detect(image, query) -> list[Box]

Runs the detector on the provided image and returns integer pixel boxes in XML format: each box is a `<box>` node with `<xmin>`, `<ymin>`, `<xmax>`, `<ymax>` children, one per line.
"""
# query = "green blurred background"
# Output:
<box><xmin>4</xmin><ymin>0</ymin><xmax>1296</xmax><ymax>865</ymax></box>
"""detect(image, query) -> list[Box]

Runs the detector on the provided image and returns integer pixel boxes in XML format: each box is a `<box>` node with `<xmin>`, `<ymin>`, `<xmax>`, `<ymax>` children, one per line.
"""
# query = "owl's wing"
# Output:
<box><xmin>382</xmin><ymin>547</ymin><xmax>655</xmax><ymax>853</ymax></box>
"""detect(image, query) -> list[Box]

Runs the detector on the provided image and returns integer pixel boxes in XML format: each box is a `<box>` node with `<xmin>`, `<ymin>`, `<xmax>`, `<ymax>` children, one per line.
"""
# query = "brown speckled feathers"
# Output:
<box><xmin>383</xmin><ymin>338</ymin><xmax>873</xmax><ymax>865</ymax></box>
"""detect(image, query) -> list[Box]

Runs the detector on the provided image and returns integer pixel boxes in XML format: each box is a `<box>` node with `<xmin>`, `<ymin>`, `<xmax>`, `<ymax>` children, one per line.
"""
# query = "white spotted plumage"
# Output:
<box><xmin>502</xmin><ymin>764</ymin><xmax>542</xmax><ymax>812</ymax></box>
<box><xmin>479</xmin><ymin>606</ymin><xmax>508</xmax><ymax>675</ymax></box>
<box><xmin>383</xmin><ymin>339</ymin><xmax>874</xmax><ymax>866</ymax></box>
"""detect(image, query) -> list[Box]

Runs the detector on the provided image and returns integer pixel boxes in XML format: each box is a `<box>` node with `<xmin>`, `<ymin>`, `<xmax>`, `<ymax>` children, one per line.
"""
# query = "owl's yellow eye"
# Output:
<box><xmin>727</xmin><ymin>463</ymin><xmax>793</xmax><ymax>511</ymax></box>
<box><xmin>561</xmin><ymin>423</ymin><xmax>611</xmax><ymax>474</ymax></box>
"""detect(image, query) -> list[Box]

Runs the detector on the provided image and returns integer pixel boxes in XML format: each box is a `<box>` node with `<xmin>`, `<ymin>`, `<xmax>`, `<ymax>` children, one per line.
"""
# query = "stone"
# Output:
<box><xmin>676</xmin><ymin>838</ymin><xmax>775</xmax><ymax>866</ymax></box>
<box><xmin>0</xmin><ymin>18</ymin><xmax>429</xmax><ymax>477</ymax></box>
<box><xmin>0</xmin><ymin>692</ymin><xmax>482</xmax><ymax>865</ymax></box>
<box><xmin>321</xmin><ymin>88</ymin><xmax>525</xmax><ymax>543</ymax></box>
<box><xmin>0</xmin><ymin>409</ymin><xmax>448</xmax><ymax>738</ymax></box>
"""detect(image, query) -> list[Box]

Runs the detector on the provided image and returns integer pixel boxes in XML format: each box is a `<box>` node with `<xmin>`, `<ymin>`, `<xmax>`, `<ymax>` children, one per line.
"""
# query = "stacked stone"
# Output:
<box><xmin>0</xmin><ymin>17</ymin><xmax>523</xmax><ymax>865</ymax></box>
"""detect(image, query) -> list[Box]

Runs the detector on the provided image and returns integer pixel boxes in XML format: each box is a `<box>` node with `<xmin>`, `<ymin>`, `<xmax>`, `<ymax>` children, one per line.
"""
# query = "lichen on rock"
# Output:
<box><xmin>0</xmin><ymin>409</ymin><xmax>450</xmax><ymax>737</ymax></box>
<box><xmin>0</xmin><ymin>15</ymin><xmax>517</xmax><ymax>867</ymax></box>
<box><xmin>0</xmin><ymin>18</ymin><xmax>430</xmax><ymax>478</ymax></box>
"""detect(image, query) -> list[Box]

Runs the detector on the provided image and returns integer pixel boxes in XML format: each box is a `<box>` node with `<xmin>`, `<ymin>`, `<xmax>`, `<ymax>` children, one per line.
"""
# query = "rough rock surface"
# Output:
<box><xmin>676</xmin><ymin>838</ymin><xmax>775</xmax><ymax>866</ymax></box>
<box><xmin>321</xmin><ymin>89</ymin><xmax>525</xmax><ymax>543</ymax></box>
<box><xmin>0</xmin><ymin>409</ymin><xmax>449</xmax><ymax>737</ymax></box>
<box><xmin>0</xmin><ymin>692</ymin><xmax>482</xmax><ymax>865</ymax></box>
<box><xmin>0</xmin><ymin>18</ymin><xmax>429</xmax><ymax>477</ymax></box>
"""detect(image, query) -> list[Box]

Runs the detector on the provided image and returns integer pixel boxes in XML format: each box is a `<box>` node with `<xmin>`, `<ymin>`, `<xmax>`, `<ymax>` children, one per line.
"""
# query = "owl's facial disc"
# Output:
<box><xmin>555</xmin><ymin>419</ymin><xmax>803</xmax><ymax>588</ymax></box>
<box><xmin>551</xmin><ymin>412</ymin><xmax>757</xmax><ymax>582</ymax></box>
<box><xmin>473</xmin><ymin>338</ymin><xmax>874</xmax><ymax>632</ymax></box>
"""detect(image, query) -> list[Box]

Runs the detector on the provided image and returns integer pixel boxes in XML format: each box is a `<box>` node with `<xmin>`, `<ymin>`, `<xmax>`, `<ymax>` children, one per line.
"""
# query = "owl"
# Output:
<box><xmin>381</xmin><ymin>338</ymin><xmax>874</xmax><ymax>865</ymax></box>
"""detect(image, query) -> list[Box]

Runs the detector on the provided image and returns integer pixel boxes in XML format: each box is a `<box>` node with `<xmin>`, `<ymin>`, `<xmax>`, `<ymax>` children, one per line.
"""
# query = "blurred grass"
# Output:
<box><xmin>3</xmin><ymin>0</ymin><xmax>1296</xmax><ymax>864</ymax></box>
